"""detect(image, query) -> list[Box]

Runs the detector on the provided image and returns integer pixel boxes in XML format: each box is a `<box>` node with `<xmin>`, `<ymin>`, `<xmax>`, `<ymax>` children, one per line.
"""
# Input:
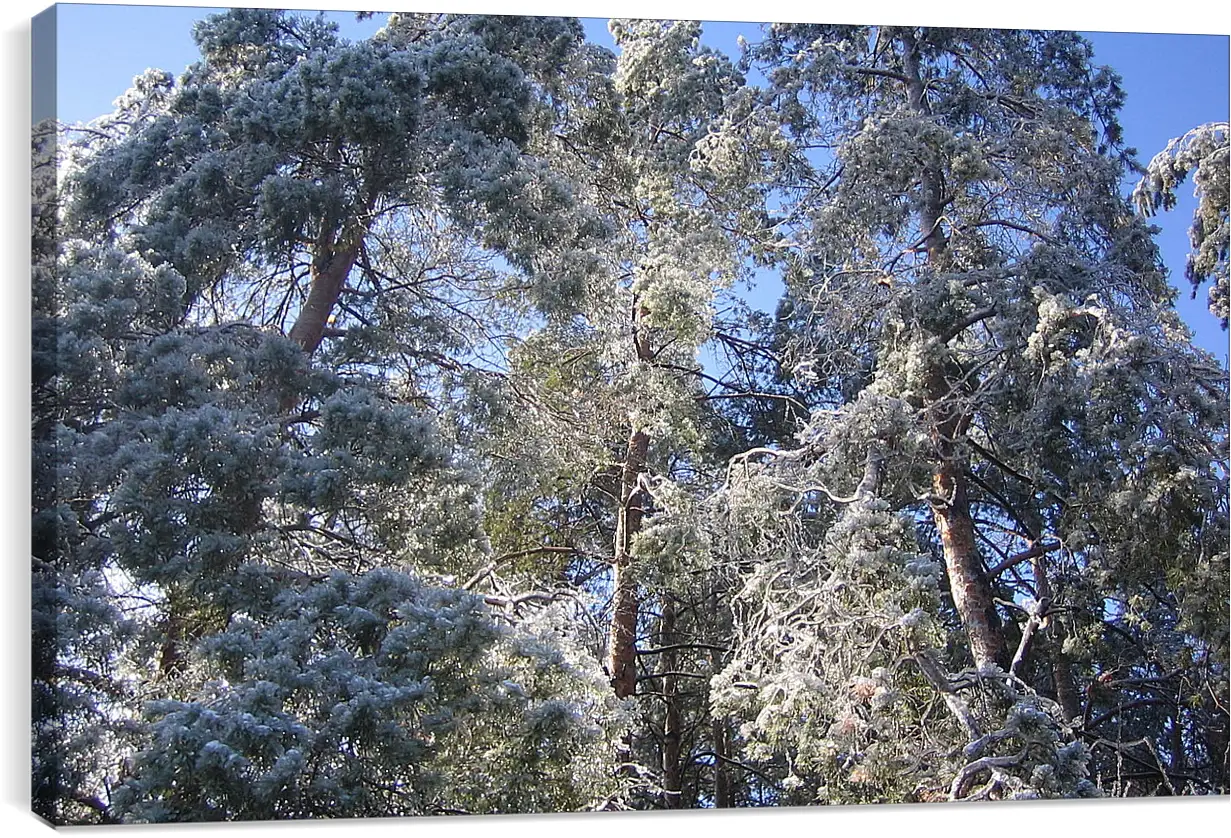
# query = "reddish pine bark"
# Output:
<box><xmin>902</xmin><ymin>29</ymin><xmax>1007</xmax><ymax>671</ymax></box>
<box><xmin>931</xmin><ymin>458</ymin><xmax>1007</xmax><ymax>669</ymax></box>
<box><xmin>608</xmin><ymin>303</ymin><xmax>656</xmax><ymax>699</ymax></box>
<box><xmin>608</xmin><ymin>427</ymin><xmax>649</xmax><ymax>699</ymax></box>
<box><xmin>287</xmin><ymin>239</ymin><xmax>363</xmax><ymax>354</ymax></box>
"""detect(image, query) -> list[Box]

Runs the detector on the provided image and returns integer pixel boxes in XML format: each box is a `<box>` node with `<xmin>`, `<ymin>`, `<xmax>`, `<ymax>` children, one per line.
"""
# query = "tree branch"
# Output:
<box><xmin>940</xmin><ymin>305</ymin><xmax>997</xmax><ymax>343</ymax></box>
<box><xmin>840</xmin><ymin>64</ymin><xmax>910</xmax><ymax>84</ymax></box>
<box><xmin>950</xmin><ymin>751</ymin><xmax>1024</xmax><ymax>800</ymax></box>
<box><xmin>637</xmin><ymin>642</ymin><xmax>732</xmax><ymax>656</ymax></box>
<box><xmin>691</xmin><ymin>751</ymin><xmax>782</xmax><ymax>788</ymax></box>
<box><xmin>986</xmin><ymin>540</ymin><xmax>1063</xmax><ymax>578</ymax></box>
<box><xmin>462</xmin><ymin>546</ymin><xmax>578</xmax><ymax>591</ymax></box>
<box><xmin>912</xmin><ymin>652</ymin><xmax>983</xmax><ymax>741</ymax></box>
<box><xmin>969</xmin><ymin>218</ymin><xmax>1060</xmax><ymax>246</ymax></box>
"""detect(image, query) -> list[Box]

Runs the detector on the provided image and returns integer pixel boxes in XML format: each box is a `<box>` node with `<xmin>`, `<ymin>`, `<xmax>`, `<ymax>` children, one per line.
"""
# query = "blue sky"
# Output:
<box><xmin>44</xmin><ymin>1</ymin><xmax>1230</xmax><ymax>362</ymax></box>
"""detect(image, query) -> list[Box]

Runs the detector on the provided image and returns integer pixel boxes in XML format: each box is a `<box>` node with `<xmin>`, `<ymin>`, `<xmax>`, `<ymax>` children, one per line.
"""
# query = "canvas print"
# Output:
<box><xmin>31</xmin><ymin>1</ymin><xmax>1229</xmax><ymax>825</ymax></box>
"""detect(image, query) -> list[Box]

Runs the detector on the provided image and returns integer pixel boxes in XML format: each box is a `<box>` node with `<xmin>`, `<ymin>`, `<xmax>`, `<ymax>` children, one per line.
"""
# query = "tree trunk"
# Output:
<box><xmin>608</xmin><ymin>427</ymin><xmax>649</xmax><ymax>699</ymax></box>
<box><xmin>711</xmin><ymin>716</ymin><xmax>733</xmax><ymax>808</ymax></box>
<box><xmin>902</xmin><ymin>29</ymin><xmax>1006</xmax><ymax>670</ymax></box>
<box><xmin>286</xmin><ymin>166</ymin><xmax>376</xmax><ymax>355</ymax></box>
<box><xmin>708</xmin><ymin>585</ymin><xmax>734</xmax><ymax>808</ymax></box>
<box><xmin>608</xmin><ymin>302</ymin><xmax>655</xmax><ymax>699</ymax></box>
<box><xmin>182</xmin><ymin>224</ymin><xmax>366</xmax><ymax>678</ymax></box>
<box><xmin>900</xmin><ymin>30</ymin><xmax>947</xmax><ymax>260</ymax></box>
<box><xmin>287</xmin><ymin>239</ymin><xmax>363</xmax><ymax>354</ymax></box>
<box><xmin>660</xmin><ymin>596</ymin><xmax>682</xmax><ymax>807</ymax></box>
<box><xmin>1031</xmin><ymin>554</ymin><xmax>1083</xmax><ymax>721</ymax></box>
<box><xmin>1049</xmin><ymin>639</ymin><xmax>1083</xmax><ymax>723</ymax></box>
<box><xmin>931</xmin><ymin>459</ymin><xmax>1007</xmax><ymax>669</ymax></box>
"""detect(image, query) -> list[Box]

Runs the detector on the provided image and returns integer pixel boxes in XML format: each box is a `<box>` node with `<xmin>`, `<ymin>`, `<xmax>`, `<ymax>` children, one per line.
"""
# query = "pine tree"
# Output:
<box><xmin>465</xmin><ymin>18</ymin><xmax>776</xmax><ymax>805</ymax></box>
<box><xmin>712</xmin><ymin>24</ymin><xmax>1229</xmax><ymax>800</ymax></box>
<box><xmin>35</xmin><ymin>10</ymin><xmax>628</xmax><ymax>823</ymax></box>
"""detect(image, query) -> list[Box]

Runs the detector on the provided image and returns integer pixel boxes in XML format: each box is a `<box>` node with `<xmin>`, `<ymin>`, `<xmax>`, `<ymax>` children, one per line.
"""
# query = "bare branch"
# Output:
<box><xmin>986</xmin><ymin>540</ymin><xmax>1063</xmax><ymax>578</ymax></box>
<box><xmin>950</xmin><ymin>751</ymin><xmax>1024</xmax><ymax>800</ymax></box>
<box><xmin>637</xmin><ymin>642</ymin><xmax>732</xmax><ymax>656</ymax></box>
<box><xmin>912</xmin><ymin>652</ymin><xmax>983</xmax><ymax>741</ymax></box>
<box><xmin>462</xmin><ymin>546</ymin><xmax>578</xmax><ymax>591</ymax></box>
<box><xmin>940</xmin><ymin>305</ymin><xmax>997</xmax><ymax>343</ymax></box>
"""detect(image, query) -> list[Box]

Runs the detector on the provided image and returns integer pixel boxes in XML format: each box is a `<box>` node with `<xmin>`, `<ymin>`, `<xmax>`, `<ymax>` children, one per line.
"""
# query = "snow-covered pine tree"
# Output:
<box><xmin>35</xmin><ymin>10</ymin><xmax>628</xmax><ymax>823</ymax></box>
<box><xmin>712</xmin><ymin>24</ymin><xmax>1229</xmax><ymax>801</ymax></box>
<box><xmin>466</xmin><ymin>18</ymin><xmax>779</xmax><ymax>806</ymax></box>
<box><xmin>1134</xmin><ymin>121</ymin><xmax>1229</xmax><ymax>329</ymax></box>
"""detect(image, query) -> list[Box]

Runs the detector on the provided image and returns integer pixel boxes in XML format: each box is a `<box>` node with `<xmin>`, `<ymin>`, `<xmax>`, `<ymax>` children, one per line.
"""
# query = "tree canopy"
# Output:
<box><xmin>32</xmin><ymin>10</ymin><xmax>1228</xmax><ymax>825</ymax></box>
